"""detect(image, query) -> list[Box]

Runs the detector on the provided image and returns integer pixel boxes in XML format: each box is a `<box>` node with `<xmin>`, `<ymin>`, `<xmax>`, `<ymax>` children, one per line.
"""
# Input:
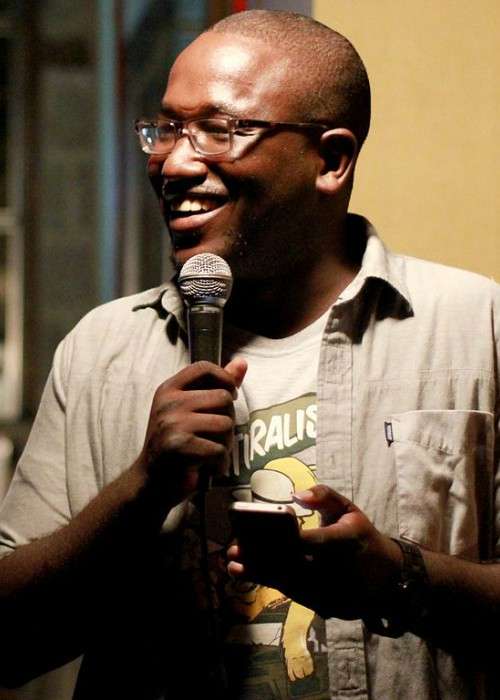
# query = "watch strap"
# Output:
<box><xmin>364</xmin><ymin>538</ymin><xmax>430</xmax><ymax>638</ymax></box>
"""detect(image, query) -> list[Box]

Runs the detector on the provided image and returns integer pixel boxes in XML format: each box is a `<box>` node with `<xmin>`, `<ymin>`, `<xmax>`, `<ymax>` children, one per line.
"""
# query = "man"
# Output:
<box><xmin>0</xmin><ymin>9</ymin><xmax>499</xmax><ymax>700</ymax></box>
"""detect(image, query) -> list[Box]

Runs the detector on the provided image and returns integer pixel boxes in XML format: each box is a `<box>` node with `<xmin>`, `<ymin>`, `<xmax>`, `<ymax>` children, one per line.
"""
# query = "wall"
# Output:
<box><xmin>22</xmin><ymin>1</ymin><xmax>100</xmax><ymax>415</ymax></box>
<box><xmin>314</xmin><ymin>0</ymin><xmax>500</xmax><ymax>280</ymax></box>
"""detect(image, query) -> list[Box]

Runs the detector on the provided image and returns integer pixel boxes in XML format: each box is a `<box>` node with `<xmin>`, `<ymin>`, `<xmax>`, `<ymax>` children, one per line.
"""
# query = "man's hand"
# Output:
<box><xmin>136</xmin><ymin>358</ymin><xmax>247</xmax><ymax>508</ymax></box>
<box><xmin>227</xmin><ymin>484</ymin><xmax>402</xmax><ymax>620</ymax></box>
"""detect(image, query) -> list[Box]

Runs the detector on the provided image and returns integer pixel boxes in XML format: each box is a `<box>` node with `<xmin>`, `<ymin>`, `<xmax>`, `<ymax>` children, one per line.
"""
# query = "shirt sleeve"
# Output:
<box><xmin>0</xmin><ymin>337</ymin><xmax>73</xmax><ymax>557</ymax></box>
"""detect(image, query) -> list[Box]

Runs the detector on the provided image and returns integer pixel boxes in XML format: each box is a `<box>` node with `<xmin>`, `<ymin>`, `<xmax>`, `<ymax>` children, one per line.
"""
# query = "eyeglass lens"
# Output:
<box><xmin>138</xmin><ymin>119</ymin><xmax>232</xmax><ymax>155</ymax></box>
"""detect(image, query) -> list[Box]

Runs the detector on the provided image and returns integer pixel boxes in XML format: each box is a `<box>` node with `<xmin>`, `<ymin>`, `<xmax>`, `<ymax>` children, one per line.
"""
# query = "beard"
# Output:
<box><xmin>222</xmin><ymin>213</ymin><xmax>314</xmax><ymax>282</ymax></box>
<box><xmin>169</xmin><ymin>226</ymin><xmax>252</xmax><ymax>279</ymax></box>
<box><xmin>168</xmin><ymin>199</ymin><xmax>313</xmax><ymax>283</ymax></box>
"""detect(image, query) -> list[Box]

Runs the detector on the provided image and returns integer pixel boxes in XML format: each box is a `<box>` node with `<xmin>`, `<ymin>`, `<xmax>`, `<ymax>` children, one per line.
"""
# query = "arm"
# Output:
<box><xmin>0</xmin><ymin>358</ymin><xmax>247</xmax><ymax>687</ymax></box>
<box><xmin>228</xmin><ymin>484</ymin><xmax>500</xmax><ymax>665</ymax></box>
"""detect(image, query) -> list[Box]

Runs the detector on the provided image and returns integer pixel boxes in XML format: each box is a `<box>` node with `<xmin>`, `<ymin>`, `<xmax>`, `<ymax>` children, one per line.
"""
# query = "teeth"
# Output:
<box><xmin>171</xmin><ymin>198</ymin><xmax>220</xmax><ymax>213</ymax></box>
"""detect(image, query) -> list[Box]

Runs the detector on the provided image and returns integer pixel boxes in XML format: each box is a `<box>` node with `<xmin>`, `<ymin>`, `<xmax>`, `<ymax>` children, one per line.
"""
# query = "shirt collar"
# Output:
<box><xmin>132</xmin><ymin>275</ymin><xmax>186</xmax><ymax>330</ymax></box>
<box><xmin>336</xmin><ymin>214</ymin><xmax>413</xmax><ymax>312</ymax></box>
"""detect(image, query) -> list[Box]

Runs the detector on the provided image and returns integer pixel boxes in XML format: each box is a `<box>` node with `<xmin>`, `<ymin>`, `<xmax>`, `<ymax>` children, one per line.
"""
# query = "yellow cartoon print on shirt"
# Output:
<box><xmin>227</xmin><ymin>456</ymin><xmax>320</xmax><ymax>682</ymax></box>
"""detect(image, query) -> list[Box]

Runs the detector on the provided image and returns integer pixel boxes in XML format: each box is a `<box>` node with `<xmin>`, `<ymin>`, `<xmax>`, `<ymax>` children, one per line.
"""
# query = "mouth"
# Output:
<box><xmin>165</xmin><ymin>192</ymin><xmax>229</xmax><ymax>234</ymax></box>
<box><xmin>169</xmin><ymin>194</ymin><xmax>227</xmax><ymax>218</ymax></box>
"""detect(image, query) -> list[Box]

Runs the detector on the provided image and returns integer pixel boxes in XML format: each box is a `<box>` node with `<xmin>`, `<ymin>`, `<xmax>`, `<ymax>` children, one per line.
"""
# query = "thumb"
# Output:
<box><xmin>224</xmin><ymin>357</ymin><xmax>247</xmax><ymax>388</ymax></box>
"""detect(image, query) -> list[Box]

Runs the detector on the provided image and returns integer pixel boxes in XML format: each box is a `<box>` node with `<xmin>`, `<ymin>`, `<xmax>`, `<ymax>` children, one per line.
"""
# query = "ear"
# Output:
<box><xmin>315</xmin><ymin>128</ymin><xmax>358</xmax><ymax>195</ymax></box>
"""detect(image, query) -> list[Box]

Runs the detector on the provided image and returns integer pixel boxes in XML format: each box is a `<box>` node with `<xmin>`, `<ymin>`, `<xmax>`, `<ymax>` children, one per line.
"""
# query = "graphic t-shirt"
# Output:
<box><xmin>192</xmin><ymin>310</ymin><xmax>331</xmax><ymax>699</ymax></box>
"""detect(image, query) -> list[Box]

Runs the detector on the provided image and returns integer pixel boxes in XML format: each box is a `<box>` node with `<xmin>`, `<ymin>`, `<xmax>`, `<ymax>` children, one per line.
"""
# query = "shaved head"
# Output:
<box><xmin>209</xmin><ymin>10</ymin><xmax>371</xmax><ymax>148</ymax></box>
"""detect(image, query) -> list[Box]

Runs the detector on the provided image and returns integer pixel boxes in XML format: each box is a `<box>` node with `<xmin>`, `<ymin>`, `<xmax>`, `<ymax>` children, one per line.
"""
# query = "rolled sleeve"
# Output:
<box><xmin>0</xmin><ymin>338</ymin><xmax>72</xmax><ymax>557</ymax></box>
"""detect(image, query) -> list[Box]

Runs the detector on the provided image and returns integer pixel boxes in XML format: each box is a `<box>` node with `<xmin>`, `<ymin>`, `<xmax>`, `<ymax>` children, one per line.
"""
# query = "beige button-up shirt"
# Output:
<box><xmin>1</xmin><ymin>216</ymin><xmax>499</xmax><ymax>698</ymax></box>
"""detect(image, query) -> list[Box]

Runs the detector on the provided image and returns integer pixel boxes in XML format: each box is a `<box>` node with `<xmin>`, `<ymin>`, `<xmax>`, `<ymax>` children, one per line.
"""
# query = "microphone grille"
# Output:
<box><xmin>178</xmin><ymin>253</ymin><xmax>233</xmax><ymax>306</ymax></box>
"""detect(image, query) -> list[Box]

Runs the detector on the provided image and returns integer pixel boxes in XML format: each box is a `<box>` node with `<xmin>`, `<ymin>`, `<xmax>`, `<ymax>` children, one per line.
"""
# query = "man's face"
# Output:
<box><xmin>148</xmin><ymin>32</ymin><xmax>323</xmax><ymax>279</ymax></box>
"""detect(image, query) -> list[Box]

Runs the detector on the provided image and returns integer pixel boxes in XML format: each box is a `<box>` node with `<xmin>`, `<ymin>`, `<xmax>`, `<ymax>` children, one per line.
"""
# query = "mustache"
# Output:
<box><xmin>161</xmin><ymin>181</ymin><xmax>228</xmax><ymax>200</ymax></box>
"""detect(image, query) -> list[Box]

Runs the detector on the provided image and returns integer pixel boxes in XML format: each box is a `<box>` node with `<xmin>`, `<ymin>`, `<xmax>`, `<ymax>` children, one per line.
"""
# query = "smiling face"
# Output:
<box><xmin>148</xmin><ymin>32</ymin><xmax>326</xmax><ymax>280</ymax></box>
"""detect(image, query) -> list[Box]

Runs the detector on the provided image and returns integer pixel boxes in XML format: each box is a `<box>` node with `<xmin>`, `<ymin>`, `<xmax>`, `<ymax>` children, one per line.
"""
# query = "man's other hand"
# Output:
<box><xmin>228</xmin><ymin>484</ymin><xmax>402</xmax><ymax>620</ymax></box>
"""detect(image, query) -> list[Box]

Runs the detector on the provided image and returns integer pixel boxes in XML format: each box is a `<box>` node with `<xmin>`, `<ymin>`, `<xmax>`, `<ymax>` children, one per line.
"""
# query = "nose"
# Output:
<box><xmin>160</xmin><ymin>133</ymin><xmax>209</xmax><ymax>181</ymax></box>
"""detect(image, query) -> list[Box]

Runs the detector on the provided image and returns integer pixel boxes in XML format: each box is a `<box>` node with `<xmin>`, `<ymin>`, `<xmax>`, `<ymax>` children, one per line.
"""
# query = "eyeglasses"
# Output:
<box><xmin>134</xmin><ymin>117</ymin><xmax>330</xmax><ymax>159</ymax></box>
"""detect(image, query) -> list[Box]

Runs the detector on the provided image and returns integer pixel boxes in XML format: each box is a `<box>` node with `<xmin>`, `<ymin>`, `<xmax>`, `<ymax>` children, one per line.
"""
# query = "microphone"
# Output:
<box><xmin>178</xmin><ymin>254</ymin><xmax>233</xmax><ymax>494</ymax></box>
<box><xmin>178</xmin><ymin>253</ymin><xmax>233</xmax><ymax>365</ymax></box>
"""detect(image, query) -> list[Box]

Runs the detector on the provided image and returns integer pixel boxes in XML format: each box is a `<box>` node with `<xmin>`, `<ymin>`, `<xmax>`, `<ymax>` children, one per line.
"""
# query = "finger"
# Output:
<box><xmin>164</xmin><ymin>409</ymin><xmax>234</xmax><ymax>434</ymax></box>
<box><xmin>227</xmin><ymin>560</ymin><xmax>246</xmax><ymax>578</ymax></box>
<box><xmin>227</xmin><ymin>542</ymin><xmax>248</xmax><ymax>579</ymax></box>
<box><xmin>299</xmin><ymin>518</ymin><xmax>363</xmax><ymax>550</ymax></box>
<box><xmin>149</xmin><ymin>413</ymin><xmax>234</xmax><ymax>460</ymax></box>
<box><xmin>162</xmin><ymin>361</ymin><xmax>240</xmax><ymax>395</ymax></box>
<box><xmin>185</xmin><ymin>361</ymin><xmax>240</xmax><ymax>394</ymax></box>
<box><xmin>293</xmin><ymin>484</ymin><xmax>356</xmax><ymax>525</ymax></box>
<box><xmin>193</xmin><ymin>390</ymin><xmax>236</xmax><ymax>417</ymax></box>
<box><xmin>152</xmin><ymin>432</ymin><xmax>228</xmax><ymax>462</ymax></box>
<box><xmin>227</xmin><ymin>543</ymin><xmax>241</xmax><ymax>560</ymax></box>
<box><xmin>154</xmin><ymin>387</ymin><xmax>235</xmax><ymax>416</ymax></box>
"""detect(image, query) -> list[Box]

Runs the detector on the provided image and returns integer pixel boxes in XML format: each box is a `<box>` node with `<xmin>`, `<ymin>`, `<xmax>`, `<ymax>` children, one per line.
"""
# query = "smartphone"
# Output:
<box><xmin>228</xmin><ymin>501</ymin><xmax>301</xmax><ymax>562</ymax></box>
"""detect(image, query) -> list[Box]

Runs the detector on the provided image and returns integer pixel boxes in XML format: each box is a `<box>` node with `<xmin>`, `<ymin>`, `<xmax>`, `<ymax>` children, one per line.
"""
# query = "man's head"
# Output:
<box><xmin>210</xmin><ymin>11</ymin><xmax>370</xmax><ymax>148</ymax></box>
<box><xmin>146</xmin><ymin>10</ymin><xmax>370</xmax><ymax>280</ymax></box>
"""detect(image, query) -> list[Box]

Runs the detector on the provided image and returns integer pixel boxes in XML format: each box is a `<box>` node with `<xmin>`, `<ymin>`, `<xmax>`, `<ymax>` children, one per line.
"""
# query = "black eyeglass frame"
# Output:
<box><xmin>134</xmin><ymin>116</ymin><xmax>332</xmax><ymax>158</ymax></box>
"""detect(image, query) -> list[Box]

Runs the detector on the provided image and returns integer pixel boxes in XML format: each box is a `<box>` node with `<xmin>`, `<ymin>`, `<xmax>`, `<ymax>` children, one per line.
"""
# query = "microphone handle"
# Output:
<box><xmin>187</xmin><ymin>304</ymin><xmax>224</xmax><ymax>493</ymax></box>
<box><xmin>187</xmin><ymin>303</ymin><xmax>223</xmax><ymax>365</ymax></box>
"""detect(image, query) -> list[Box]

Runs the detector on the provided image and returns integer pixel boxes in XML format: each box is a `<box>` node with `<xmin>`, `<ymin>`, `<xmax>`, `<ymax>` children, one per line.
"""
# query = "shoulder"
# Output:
<box><xmin>53</xmin><ymin>285</ymin><xmax>181</xmax><ymax>378</ymax></box>
<box><xmin>396</xmin><ymin>253</ymin><xmax>500</xmax><ymax>312</ymax></box>
<box><xmin>401</xmin><ymin>253</ymin><xmax>496</xmax><ymax>290</ymax></box>
<box><xmin>353</xmin><ymin>216</ymin><xmax>500</xmax><ymax>312</ymax></box>
<box><xmin>392</xmin><ymin>254</ymin><xmax>500</xmax><ymax>356</ymax></box>
<box><xmin>75</xmin><ymin>285</ymin><xmax>170</xmax><ymax>329</ymax></box>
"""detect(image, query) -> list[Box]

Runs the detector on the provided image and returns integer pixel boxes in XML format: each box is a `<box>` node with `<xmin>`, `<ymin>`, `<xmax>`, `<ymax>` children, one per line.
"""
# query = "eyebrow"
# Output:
<box><xmin>159</xmin><ymin>101</ymin><xmax>241</xmax><ymax>120</ymax></box>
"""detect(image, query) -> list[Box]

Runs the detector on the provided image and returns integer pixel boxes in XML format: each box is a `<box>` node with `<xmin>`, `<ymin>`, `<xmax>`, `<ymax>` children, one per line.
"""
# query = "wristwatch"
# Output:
<box><xmin>364</xmin><ymin>538</ymin><xmax>430</xmax><ymax>638</ymax></box>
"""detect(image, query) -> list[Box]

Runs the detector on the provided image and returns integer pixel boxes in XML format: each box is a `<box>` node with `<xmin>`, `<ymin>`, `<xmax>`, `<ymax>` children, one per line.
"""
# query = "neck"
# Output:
<box><xmin>226</xmin><ymin>228</ymin><xmax>364</xmax><ymax>338</ymax></box>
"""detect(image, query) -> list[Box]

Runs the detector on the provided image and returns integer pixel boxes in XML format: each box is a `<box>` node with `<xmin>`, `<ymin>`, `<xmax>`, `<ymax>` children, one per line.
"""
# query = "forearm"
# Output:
<box><xmin>0</xmin><ymin>461</ymin><xmax>172</xmax><ymax>686</ymax></box>
<box><xmin>414</xmin><ymin>548</ymin><xmax>500</xmax><ymax>660</ymax></box>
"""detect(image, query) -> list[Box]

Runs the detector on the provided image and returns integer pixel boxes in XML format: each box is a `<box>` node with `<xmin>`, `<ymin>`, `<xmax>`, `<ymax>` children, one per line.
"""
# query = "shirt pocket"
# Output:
<box><xmin>387</xmin><ymin>409</ymin><xmax>494</xmax><ymax>558</ymax></box>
